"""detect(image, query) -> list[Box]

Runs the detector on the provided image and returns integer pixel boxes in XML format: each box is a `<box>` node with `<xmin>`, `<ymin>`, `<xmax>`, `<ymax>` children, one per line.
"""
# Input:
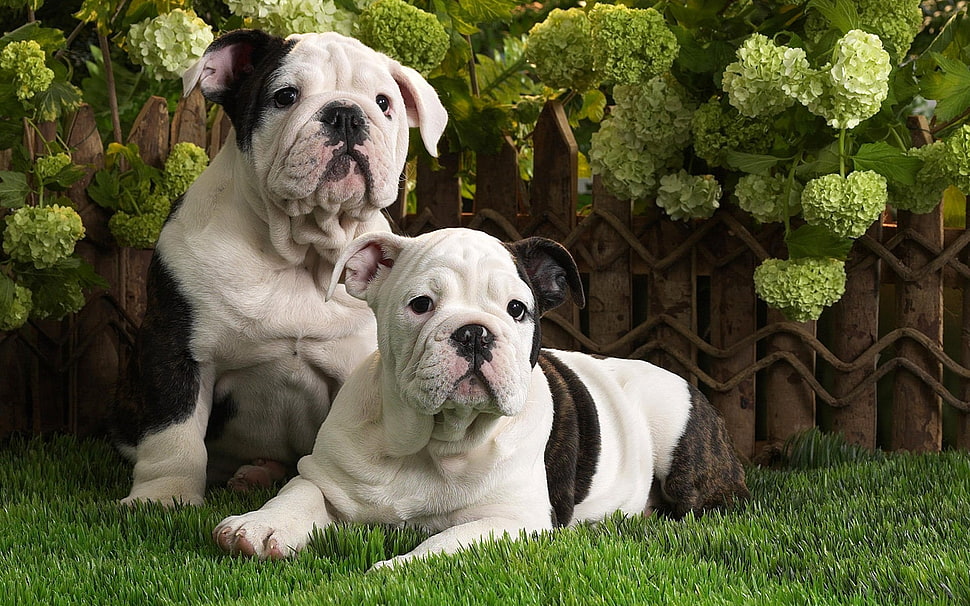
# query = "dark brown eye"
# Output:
<box><xmin>409</xmin><ymin>296</ymin><xmax>434</xmax><ymax>314</ymax></box>
<box><xmin>507</xmin><ymin>300</ymin><xmax>527</xmax><ymax>321</ymax></box>
<box><xmin>274</xmin><ymin>87</ymin><xmax>298</xmax><ymax>108</ymax></box>
<box><xmin>376</xmin><ymin>94</ymin><xmax>390</xmax><ymax>113</ymax></box>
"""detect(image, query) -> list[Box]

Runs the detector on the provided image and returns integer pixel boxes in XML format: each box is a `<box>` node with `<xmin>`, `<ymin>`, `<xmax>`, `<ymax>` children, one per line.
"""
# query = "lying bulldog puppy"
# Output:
<box><xmin>213</xmin><ymin>228</ymin><xmax>749</xmax><ymax>567</ymax></box>
<box><xmin>113</xmin><ymin>30</ymin><xmax>448</xmax><ymax>506</ymax></box>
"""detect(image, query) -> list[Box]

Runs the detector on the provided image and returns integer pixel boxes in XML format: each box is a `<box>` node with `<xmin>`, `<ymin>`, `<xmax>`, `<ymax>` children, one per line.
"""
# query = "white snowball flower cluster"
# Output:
<box><xmin>722</xmin><ymin>34</ymin><xmax>810</xmax><ymax>118</ymax></box>
<box><xmin>611</xmin><ymin>80</ymin><xmax>695</xmax><ymax>149</ymax></box>
<box><xmin>589</xmin><ymin>76</ymin><xmax>695</xmax><ymax>200</ymax></box>
<box><xmin>225</xmin><ymin>0</ymin><xmax>355</xmax><ymax>37</ymax></box>
<box><xmin>127</xmin><ymin>9</ymin><xmax>214</xmax><ymax>80</ymax></box>
<box><xmin>656</xmin><ymin>170</ymin><xmax>722</xmax><ymax>221</ymax></box>
<box><xmin>734</xmin><ymin>173</ymin><xmax>802</xmax><ymax>224</ymax></box>
<box><xmin>723</xmin><ymin>30</ymin><xmax>891</xmax><ymax>130</ymax></box>
<box><xmin>589</xmin><ymin>118</ymin><xmax>667</xmax><ymax>201</ymax></box>
<box><xmin>804</xmin><ymin>30</ymin><xmax>892</xmax><ymax>129</ymax></box>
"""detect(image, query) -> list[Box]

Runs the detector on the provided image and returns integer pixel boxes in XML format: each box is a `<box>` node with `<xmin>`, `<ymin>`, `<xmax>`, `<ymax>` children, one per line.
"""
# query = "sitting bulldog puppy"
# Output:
<box><xmin>213</xmin><ymin>228</ymin><xmax>749</xmax><ymax>566</ymax></box>
<box><xmin>113</xmin><ymin>29</ymin><xmax>447</xmax><ymax>506</ymax></box>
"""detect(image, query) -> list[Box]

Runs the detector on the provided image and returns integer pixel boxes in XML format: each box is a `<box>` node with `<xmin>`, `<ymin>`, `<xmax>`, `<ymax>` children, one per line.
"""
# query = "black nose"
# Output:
<box><xmin>450</xmin><ymin>324</ymin><xmax>494</xmax><ymax>364</ymax></box>
<box><xmin>319</xmin><ymin>103</ymin><xmax>368</xmax><ymax>145</ymax></box>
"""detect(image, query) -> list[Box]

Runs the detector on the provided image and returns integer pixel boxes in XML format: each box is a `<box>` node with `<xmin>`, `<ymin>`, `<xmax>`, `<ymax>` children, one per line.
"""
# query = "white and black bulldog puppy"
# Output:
<box><xmin>213</xmin><ymin>228</ymin><xmax>748</xmax><ymax>567</ymax></box>
<box><xmin>113</xmin><ymin>30</ymin><xmax>448</xmax><ymax>506</ymax></box>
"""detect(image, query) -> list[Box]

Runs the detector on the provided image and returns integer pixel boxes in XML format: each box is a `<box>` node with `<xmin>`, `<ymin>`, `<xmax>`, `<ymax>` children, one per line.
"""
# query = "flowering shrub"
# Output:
<box><xmin>127</xmin><ymin>9</ymin><xmax>214</xmax><ymax>81</ymax></box>
<box><xmin>524</xmin><ymin>0</ymin><xmax>970</xmax><ymax>321</ymax></box>
<box><xmin>5</xmin><ymin>0</ymin><xmax>970</xmax><ymax>329</ymax></box>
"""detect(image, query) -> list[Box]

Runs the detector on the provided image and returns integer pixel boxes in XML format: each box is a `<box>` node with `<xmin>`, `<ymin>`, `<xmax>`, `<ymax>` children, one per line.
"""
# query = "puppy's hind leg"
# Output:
<box><xmin>657</xmin><ymin>386</ymin><xmax>749</xmax><ymax>518</ymax></box>
<box><xmin>227</xmin><ymin>459</ymin><xmax>290</xmax><ymax>492</ymax></box>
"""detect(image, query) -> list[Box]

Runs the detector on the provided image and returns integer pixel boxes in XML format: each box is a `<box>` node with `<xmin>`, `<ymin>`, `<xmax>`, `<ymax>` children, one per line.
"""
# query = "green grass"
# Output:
<box><xmin>1</xmin><ymin>434</ymin><xmax>968</xmax><ymax>605</ymax></box>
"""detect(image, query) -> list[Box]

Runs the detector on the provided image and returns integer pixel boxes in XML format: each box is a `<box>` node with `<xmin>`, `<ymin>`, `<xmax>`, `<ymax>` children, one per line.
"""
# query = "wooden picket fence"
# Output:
<box><xmin>2</xmin><ymin>90</ymin><xmax>969</xmax><ymax>459</ymax></box>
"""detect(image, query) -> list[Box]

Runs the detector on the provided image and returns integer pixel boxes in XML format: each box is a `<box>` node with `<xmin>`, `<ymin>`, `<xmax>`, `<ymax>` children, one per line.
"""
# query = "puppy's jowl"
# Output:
<box><xmin>214</xmin><ymin>228</ymin><xmax>748</xmax><ymax>567</ymax></box>
<box><xmin>113</xmin><ymin>30</ymin><xmax>447</xmax><ymax>506</ymax></box>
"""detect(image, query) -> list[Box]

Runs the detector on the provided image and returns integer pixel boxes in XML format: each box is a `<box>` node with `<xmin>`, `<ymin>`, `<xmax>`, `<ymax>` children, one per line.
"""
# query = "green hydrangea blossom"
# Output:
<box><xmin>690</xmin><ymin>100</ymin><xmax>773</xmax><ymax>168</ymax></box>
<box><xmin>888</xmin><ymin>142</ymin><xmax>950</xmax><ymax>214</ymax></box>
<box><xmin>355</xmin><ymin>0</ymin><xmax>448</xmax><ymax>75</ymax></box>
<box><xmin>939</xmin><ymin>125</ymin><xmax>970</xmax><ymax>194</ymax></box>
<box><xmin>588</xmin><ymin>4</ymin><xmax>678</xmax><ymax>85</ymax></box>
<box><xmin>723</xmin><ymin>34</ymin><xmax>809</xmax><ymax>118</ymax></box>
<box><xmin>24</xmin><ymin>276</ymin><xmax>85</xmax><ymax>320</ymax></box>
<box><xmin>34</xmin><ymin>153</ymin><xmax>72</xmax><ymax>184</ymax></box>
<box><xmin>108</xmin><ymin>195</ymin><xmax>172</xmax><ymax>249</ymax></box>
<box><xmin>525</xmin><ymin>8</ymin><xmax>598</xmax><ymax>91</ymax></box>
<box><xmin>3</xmin><ymin>205</ymin><xmax>85</xmax><ymax>269</ymax></box>
<box><xmin>258</xmin><ymin>0</ymin><xmax>355</xmax><ymax>37</ymax></box>
<box><xmin>0</xmin><ymin>283</ymin><xmax>33</xmax><ymax>331</ymax></box>
<box><xmin>127</xmin><ymin>9</ymin><xmax>214</xmax><ymax>80</ymax></box>
<box><xmin>798</xmin><ymin>30</ymin><xmax>891</xmax><ymax>130</ymax></box>
<box><xmin>611</xmin><ymin>79</ymin><xmax>695</xmax><ymax>149</ymax></box>
<box><xmin>754</xmin><ymin>257</ymin><xmax>847</xmax><ymax>322</ymax></box>
<box><xmin>225</xmin><ymin>0</ymin><xmax>275</xmax><ymax>19</ymax></box>
<box><xmin>734</xmin><ymin>173</ymin><xmax>803</xmax><ymax>223</ymax></box>
<box><xmin>161</xmin><ymin>142</ymin><xmax>209</xmax><ymax>199</ymax></box>
<box><xmin>656</xmin><ymin>170</ymin><xmax>721</xmax><ymax>221</ymax></box>
<box><xmin>589</xmin><ymin>116</ymin><xmax>675</xmax><ymax>201</ymax></box>
<box><xmin>0</xmin><ymin>40</ymin><xmax>54</xmax><ymax>102</ymax></box>
<box><xmin>801</xmin><ymin>170</ymin><xmax>887</xmax><ymax>239</ymax></box>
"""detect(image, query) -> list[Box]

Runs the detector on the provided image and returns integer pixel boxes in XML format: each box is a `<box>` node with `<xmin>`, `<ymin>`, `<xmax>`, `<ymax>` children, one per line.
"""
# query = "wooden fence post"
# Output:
<box><xmin>472</xmin><ymin>135</ymin><xmax>521</xmax><ymax>240</ymax></box>
<box><xmin>171</xmin><ymin>87</ymin><xmax>207</xmax><ymax>147</ymax></box>
<box><xmin>645</xmin><ymin>211</ymin><xmax>695</xmax><ymax>378</ymax></box>
<box><xmin>828</xmin><ymin>223</ymin><xmax>881</xmax><ymax>448</ymax></box>
<box><xmin>708</xmin><ymin>221</ymin><xmax>758</xmax><ymax>460</ymax></box>
<box><xmin>529</xmin><ymin>101</ymin><xmax>580</xmax><ymax>350</ymax></box>
<box><xmin>66</xmin><ymin>104</ymin><xmax>114</xmax><ymax>436</ymax></box>
<box><xmin>413</xmin><ymin>143</ymin><xmax>461</xmax><ymax>233</ymax></box>
<box><xmin>892</xmin><ymin>117</ymin><xmax>943</xmax><ymax>452</ymax></box>
<box><xmin>588</xmin><ymin>177</ymin><xmax>631</xmax><ymax>356</ymax></box>
<box><xmin>763</xmin><ymin>312</ymin><xmax>816</xmax><ymax>445</ymax></box>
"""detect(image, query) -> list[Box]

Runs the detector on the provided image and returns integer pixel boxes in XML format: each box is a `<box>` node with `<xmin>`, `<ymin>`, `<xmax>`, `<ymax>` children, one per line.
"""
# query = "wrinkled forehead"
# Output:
<box><xmin>278</xmin><ymin>33</ymin><xmax>396</xmax><ymax>92</ymax></box>
<box><xmin>397</xmin><ymin>230</ymin><xmax>531</xmax><ymax>298</ymax></box>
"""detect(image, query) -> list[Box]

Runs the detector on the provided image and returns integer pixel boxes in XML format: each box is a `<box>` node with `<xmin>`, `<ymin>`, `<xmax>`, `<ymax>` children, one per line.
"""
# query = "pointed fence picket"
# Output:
<box><xmin>2</xmin><ymin>95</ymin><xmax>969</xmax><ymax>457</ymax></box>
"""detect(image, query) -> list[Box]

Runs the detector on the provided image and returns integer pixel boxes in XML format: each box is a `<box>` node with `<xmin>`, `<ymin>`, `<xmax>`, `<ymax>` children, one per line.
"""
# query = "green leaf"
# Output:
<box><xmin>806</xmin><ymin>0</ymin><xmax>859</xmax><ymax>35</ymax></box>
<box><xmin>851</xmin><ymin>142</ymin><xmax>922</xmax><ymax>186</ymax></box>
<box><xmin>449</xmin><ymin>0</ymin><xmax>516</xmax><ymax>26</ymax></box>
<box><xmin>785</xmin><ymin>224</ymin><xmax>854</xmax><ymax>261</ymax></box>
<box><xmin>922</xmin><ymin>53</ymin><xmax>970</xmax><ymax>122</ymax></box>
<box><xmin>0</xmin><ymin>171</ymin><xmax>31</xmax><ymax>209</ymax></box>
<box><xmin>724</xmin><ymin>151</ymin><xmax>783</xmax><ymax>175</ymax></box>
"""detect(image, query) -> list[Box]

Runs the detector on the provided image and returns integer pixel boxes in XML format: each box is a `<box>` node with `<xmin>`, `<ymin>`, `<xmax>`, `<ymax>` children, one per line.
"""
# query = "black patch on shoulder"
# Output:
<box><xmin>539</xmin><ymin>350</ymin><xmax>601</xmax><ymax>526</ymax></box>
<box><xmin>656</xmin><ymin>384</ymin><xmax>750</xmax><ymax>518</ymax></box>
<box><xmin>112</xmin><ymin>254</ymin><xmax>200</xmax><ymax>447</ymax></box>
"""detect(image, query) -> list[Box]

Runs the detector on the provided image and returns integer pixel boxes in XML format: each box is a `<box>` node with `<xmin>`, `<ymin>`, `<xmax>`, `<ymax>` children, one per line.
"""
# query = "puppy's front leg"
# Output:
<box><xmin>214</xmin><ymin>476</ymin><xmax>331</xmax><ymax>560</ymax></box>
<box><xmin>373</xmin><ymin>515</ymin><xmax>549</xmax><ymax>570</ymax></box>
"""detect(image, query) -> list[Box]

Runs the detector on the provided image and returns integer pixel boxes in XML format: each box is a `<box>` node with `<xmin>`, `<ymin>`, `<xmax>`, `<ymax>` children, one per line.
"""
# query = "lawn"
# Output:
<box><xmin>1</xmin><ymin>433</ymin><xmax>968</xmax><ymax>605</ymax></box>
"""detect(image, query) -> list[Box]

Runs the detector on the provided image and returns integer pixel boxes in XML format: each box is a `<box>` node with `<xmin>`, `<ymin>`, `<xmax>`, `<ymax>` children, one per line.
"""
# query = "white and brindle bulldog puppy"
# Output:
<box><xmin>213</xmin><ymin>228</ymin><xmax>748</xmax><ymax>567</ymax></box>
<box><xmin>113</xmin><ymin>30</ymin><xmax>448</xmax><ymax>506</ymax></box>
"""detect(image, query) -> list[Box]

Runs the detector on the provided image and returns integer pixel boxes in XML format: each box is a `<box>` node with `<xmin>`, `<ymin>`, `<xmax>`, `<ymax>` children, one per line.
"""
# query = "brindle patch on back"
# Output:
<box><xmin>656</xmin><ymin>384</ymin><xmax>749</xmax><ymax>518</ymax></box>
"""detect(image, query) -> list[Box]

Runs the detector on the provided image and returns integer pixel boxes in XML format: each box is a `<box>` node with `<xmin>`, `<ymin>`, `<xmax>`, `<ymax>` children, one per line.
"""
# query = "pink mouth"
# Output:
<box><xmin>451</xmin><ymin>374</ymin><xmax>492</xmax><ymax>402</ymax></box>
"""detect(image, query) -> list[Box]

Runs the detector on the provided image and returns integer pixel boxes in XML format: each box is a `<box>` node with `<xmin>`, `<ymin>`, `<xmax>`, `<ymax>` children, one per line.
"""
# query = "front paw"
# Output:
<box><xmin>213</xmin><ymin>513</ymin><xmax>310</xmax><ymax>560</ymax></box>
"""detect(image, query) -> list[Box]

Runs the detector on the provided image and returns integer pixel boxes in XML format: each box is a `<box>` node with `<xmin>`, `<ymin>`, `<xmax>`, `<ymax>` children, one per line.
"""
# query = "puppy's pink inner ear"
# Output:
<box><xmin>344</xmin><ymin>242</ymin><xmax>387</xmax><ymax>296</ymax></box>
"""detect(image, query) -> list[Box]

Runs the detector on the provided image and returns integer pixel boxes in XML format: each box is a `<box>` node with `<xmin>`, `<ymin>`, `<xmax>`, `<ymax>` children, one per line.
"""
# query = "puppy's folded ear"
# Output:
<box><xmin>390</xmin><ymin>63</ymin><xmax>448</xmax><ymax>157</ymax></box>
<box><xmin>506</xmin><ymin>237</ymin><xmax>585</xmax><ymax>315</ymax></box>
<box><xmin>327</xmin><ymin>232</ymin><xmax>410</xmax><ymax>302</ymax></box>
<box><xmin>182</xmin><ymin>29</ymin><xmax>284</xmax><ymax>104</ymax></box>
